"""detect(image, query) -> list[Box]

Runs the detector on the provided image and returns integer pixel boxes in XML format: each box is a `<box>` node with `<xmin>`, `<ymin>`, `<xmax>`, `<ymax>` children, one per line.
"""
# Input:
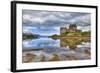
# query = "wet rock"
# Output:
<box><xmin>84</xmin><ymin>49</ymin><xmax>91</xmax><ymax>59</ymax></box>
<box><xmin>49</xmin><ymin>54</ymin><xmax>60</xmax><ymax>61</ymax></box>
<box><xmin>65</xmin><ymin>55</ymin><xmax>79</xmax><ymax>60</ymax></box>
<box><xmin>40</xmin><ymin>55</ymin><xmax>45</xmax><ymax>62</ymax></box>
<box><xmin>84</xmin><ymin>49</ymin><xmax>91</xmax><ymax>55</ymax></box>
<box><xmin>22</xmin><ymin>53</ymin><xmax>36</xmax><ymax>63</ymax></box>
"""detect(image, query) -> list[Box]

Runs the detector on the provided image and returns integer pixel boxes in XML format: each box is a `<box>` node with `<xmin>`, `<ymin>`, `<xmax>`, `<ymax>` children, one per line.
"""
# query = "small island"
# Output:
<box><xmin>23</xmin><ymin>33</ymin><xmax>39</xmax><ymax>40</ymax></box>
<box><xmin>50</xmin><ymin>24</ymin><xmax>90</xmax><ymax>39</ymax></box>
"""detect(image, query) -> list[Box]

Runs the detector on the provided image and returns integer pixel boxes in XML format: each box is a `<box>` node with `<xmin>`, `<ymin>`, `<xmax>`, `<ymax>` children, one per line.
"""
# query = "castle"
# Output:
<box><xmin>60</xmin><ymin>24</ymin><xmax>81</xmax><ymax>34</ymax></box>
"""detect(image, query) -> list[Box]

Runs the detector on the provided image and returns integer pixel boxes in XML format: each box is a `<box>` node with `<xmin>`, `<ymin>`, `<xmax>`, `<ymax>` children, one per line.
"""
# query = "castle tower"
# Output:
<box><xmin>68</xmin><ymin>24</ymin><xmax>77</xmax><ymax>32</ymax></box>
<box><xmin>60</xmin><ymin>27</ymin><xmax>67</xmax><ymax>34</ymax></box>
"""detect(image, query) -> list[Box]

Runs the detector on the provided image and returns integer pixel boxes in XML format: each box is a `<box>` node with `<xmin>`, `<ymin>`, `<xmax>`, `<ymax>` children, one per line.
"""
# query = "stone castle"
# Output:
<box><xmin>60</xmin><ymin>24</ymin><xmax>81</xmax><ymax>34</ymax></box>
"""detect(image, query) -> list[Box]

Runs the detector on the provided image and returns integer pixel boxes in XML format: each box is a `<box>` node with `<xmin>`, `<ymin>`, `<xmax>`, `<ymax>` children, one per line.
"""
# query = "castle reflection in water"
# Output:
<box><xmin>22</xmin><ymin>37</ymin><xmax>91</xmax><ymax>63</ymax></box>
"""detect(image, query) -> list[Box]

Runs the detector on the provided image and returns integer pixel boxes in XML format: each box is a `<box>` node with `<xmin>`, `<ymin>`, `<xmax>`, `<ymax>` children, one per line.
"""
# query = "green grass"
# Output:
<box><xmin>50</xmin><ymin>31</ymin><xmax>91</xmax><ymax>38</ymax></box>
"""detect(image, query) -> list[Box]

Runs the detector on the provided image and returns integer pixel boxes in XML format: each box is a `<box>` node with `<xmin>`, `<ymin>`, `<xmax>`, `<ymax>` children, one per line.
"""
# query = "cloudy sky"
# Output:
<box><xmin>22</xmin><ymin>10</ymin><xmax>91</xmax><ymax>36</ymax></box>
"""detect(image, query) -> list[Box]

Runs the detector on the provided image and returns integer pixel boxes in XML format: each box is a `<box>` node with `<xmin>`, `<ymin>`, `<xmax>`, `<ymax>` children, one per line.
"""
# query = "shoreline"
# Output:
<box><xmin>51</xmin><ymin>36</ymin><xmax>90</xmax><ymax>39</ymax></box>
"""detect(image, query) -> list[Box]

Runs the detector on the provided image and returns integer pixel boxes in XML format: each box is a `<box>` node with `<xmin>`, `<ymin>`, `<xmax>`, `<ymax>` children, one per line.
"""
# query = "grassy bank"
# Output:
<box><xmin>50</xmin><ymin>31</ymin><xmax>91</xmax><ymax>39</ymax></box>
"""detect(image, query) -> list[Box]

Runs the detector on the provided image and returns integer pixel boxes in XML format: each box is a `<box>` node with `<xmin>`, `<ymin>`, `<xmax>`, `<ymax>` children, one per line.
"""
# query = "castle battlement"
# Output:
<box><xmin>60</xmin><ymin>24</ymin><xmax>81</xmax><ymax>34</ymax></box>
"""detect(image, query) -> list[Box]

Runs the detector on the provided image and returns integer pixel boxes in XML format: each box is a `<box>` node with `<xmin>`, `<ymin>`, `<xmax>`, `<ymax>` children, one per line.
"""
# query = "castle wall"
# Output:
<box><xmin>60</xmin><ymin>24</ymin><xmax>81</xmax><ymax>34</ymax></box>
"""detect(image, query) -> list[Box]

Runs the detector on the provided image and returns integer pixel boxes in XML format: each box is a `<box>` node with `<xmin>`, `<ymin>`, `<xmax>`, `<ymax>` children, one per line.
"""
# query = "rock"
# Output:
<box><xmin>22</xmin><ymin>53</ymin><xmax>36</xmax><ymax>63</ymax></box>
<box><xmin>84</xmin><ymin>49</ymin><xmax>91</xmax><ymax>55</ymax></box>
<box><xmin>49</xmin><ymin>54</ymin><xmax>60</xmax><ymax>61</ymax></box>
<box><xmin>40</xmin><ymin>55</ymin><xmax>45</xmax><ymax>62</ymax></box>
<box><xmin>65</xmin><ymin>55</ymin><xmax>79</xmax><ymax>60</ymax></box>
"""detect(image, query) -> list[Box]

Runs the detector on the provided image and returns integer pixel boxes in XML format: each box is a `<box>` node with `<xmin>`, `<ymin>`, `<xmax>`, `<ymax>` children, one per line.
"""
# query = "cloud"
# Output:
<box><xmin>68</xmin><ymin>14</ymin><xmax>91</xmax><ymax>26</ymax></box>
<box><xmin>22</xmin><ymin>10</ymin><xmax>91</xmax><ymax>27</ymax></box>
<box><xmin>77</xmin><ymin>26</ymin><xmax>91</xmax><ymax>31</ymax></box>
<box><xmin>23</xmin><ymin>26</ymin><xmax>60</xmax><ymax>36</ymax></box>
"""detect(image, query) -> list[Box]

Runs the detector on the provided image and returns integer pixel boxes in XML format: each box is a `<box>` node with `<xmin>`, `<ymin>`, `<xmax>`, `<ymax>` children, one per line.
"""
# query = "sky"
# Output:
<box><xmin>22</xmin><ymin>10</ymin><xmax>91</xmax><ymax>36</ymax></box>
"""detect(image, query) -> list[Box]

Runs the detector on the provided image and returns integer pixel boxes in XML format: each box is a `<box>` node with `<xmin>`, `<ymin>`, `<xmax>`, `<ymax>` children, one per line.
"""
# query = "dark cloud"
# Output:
<box><xmin>22</xmin><ymin>10</ymin><xmax>91</xmax><ymax>27</ymax></box>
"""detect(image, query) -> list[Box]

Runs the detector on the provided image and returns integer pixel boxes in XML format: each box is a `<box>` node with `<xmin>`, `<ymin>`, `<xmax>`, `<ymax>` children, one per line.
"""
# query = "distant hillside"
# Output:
<box><xmin>23</xmin><ymin>33</ymin><xmax>39</xmax><ymax>40</ymax></box>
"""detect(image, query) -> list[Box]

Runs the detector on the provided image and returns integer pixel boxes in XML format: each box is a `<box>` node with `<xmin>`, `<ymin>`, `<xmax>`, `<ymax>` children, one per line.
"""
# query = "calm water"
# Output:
<box><xmin>22</xmin><ymin>37</ymin><xmax>91</xmax><ymax>63</ymax></box>
<box><xmin>23</xmin><ymin>37</ymin><xmax>60</xmax><ymax>49</ymax></box>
